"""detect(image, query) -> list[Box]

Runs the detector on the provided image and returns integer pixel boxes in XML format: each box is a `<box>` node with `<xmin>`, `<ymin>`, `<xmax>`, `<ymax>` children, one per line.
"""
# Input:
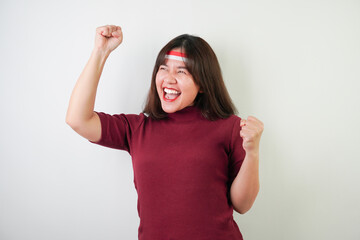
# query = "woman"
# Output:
<box><xmin>66</xmin><ymin>25</ymin><xmax>263</xmax><ymax>240</ymax></box>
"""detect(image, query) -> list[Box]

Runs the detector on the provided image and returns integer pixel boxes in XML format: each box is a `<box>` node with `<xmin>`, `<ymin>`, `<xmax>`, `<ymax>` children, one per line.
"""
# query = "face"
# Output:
<box><xmin>155</xmin><ymin>48</ymin><xmax>200</xmax><ymax>113</ymax></box>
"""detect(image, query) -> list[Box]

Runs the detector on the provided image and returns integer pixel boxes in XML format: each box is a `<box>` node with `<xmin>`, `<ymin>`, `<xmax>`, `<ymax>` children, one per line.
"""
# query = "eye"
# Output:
<box><xmin>178</xmin><ymin>70</ymin><xmax>187</xmax><ymax>74</ymax></box>
<box><xmin>159</xmin><ymin>66</ymin><xmax>167</xmax><ymax>71</ymax></box>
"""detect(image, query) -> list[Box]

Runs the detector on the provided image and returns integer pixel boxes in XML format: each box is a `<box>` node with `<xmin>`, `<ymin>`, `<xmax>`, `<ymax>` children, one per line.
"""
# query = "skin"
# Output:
<box><xmin>155</xmin><ymin>48</ymin><xmax>200</xmax><ymax>113</ymax></box>
<box><xmin>66</xmin><ymin>25</ymin><xmax>123</xmax><ymax>142</ymax></box>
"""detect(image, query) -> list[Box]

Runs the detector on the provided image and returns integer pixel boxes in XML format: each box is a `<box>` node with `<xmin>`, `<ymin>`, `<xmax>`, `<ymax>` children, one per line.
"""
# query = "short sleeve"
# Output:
<box><xmin>228</xmin><ymin>117</ymin><xmax>246</xmax><ymax>184</ymax></box>
<box><xmin>89</xmin><ymin>111</ymin><xmax>146</xmax><ymax>154</ymax></box>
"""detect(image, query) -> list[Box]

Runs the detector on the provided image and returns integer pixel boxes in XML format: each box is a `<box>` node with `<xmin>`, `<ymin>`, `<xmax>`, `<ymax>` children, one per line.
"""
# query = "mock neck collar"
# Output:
<box><xmin>166</xmin><ymin>105</ymin><xmax>204</xmax><ymax>122</ymax></box>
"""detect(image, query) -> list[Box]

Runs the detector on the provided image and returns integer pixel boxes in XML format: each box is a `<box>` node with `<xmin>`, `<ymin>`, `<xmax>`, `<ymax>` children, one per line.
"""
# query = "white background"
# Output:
<box><xmin>1</xmin><ymin>0</ymin><xmax>359</xmax><ymax>239</ymax></box>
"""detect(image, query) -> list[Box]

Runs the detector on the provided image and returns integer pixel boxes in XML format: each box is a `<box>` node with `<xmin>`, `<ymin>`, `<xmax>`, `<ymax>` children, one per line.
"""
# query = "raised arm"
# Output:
<box><xmin>230</xmin><ymin>116</ymin><xmax>263</xmax><ymax>214</ymax></box>
<box><xmin>66</xmin><ymin>25</ymin><xmax>123</xmax><ymax>142</ymax></box>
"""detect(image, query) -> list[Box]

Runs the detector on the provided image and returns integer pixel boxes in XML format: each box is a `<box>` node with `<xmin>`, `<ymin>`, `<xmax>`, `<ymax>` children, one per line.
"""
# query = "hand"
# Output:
<box><xmin>240</xmin><ymin>116</ymin><xmax>264</xmax><ymax>154</ymax></box>
<box><xmin>94</xmin><ymin>25</ymin><xmax>123</xmax><ymax>54</ymax></box>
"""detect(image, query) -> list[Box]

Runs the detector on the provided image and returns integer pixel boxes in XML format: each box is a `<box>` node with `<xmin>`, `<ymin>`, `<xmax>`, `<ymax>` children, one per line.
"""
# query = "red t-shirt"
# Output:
<box><xmin>90</xmin><ymin>106</ymin><xmax>245</xmax><ymax>240</ymax></box>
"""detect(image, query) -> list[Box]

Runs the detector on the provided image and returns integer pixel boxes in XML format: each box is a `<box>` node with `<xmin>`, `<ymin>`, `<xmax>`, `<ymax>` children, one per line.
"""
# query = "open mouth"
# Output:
<box><xmin>163</xmin><ymin>88</ymin><xmax>181</xmax><ymax>102</ymax></box>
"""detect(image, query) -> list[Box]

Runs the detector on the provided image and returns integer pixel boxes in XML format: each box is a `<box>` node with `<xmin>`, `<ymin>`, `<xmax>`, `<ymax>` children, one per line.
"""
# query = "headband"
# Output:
<box><xmin>165</xmin><ymin>51</ymin><xmax>188</xmax><ymax>62</ymax></box>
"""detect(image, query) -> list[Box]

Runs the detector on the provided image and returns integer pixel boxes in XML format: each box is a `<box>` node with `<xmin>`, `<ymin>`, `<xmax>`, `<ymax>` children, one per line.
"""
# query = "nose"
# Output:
<box><xmin>164</xmin><ymin>73</ymin><xmax>177</xmax><ymax>84</ymax></box>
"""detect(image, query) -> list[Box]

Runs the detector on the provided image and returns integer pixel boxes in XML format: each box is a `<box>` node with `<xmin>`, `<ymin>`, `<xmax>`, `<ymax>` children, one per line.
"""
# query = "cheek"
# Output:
<box><xmin>184</xmin><ymin>80</ymin><xmax>200</xmax><ymax>96</ymax></box>
<box><xmin>155</xmin><ymin>74</ymin><xmax>162</xmax><ymax>89</ymax></box>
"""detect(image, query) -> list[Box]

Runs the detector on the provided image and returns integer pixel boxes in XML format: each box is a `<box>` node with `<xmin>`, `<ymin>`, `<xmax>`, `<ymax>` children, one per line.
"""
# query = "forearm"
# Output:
<box><xmin>230</xmin><ymin>151</ymin><xmax>260</xmax><ymax>214</ymax></box>
<box><xmin>66</xmin><ymin>49</ymin><xmax>110</xmax><ymax>126</ymax></box>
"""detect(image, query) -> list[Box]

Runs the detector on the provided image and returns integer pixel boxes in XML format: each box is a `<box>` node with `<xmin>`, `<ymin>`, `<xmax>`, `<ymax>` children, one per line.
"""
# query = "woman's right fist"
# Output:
<box><xmin>94</xmin><ymin>25</ymin><xmax>123</xmax><ymax>54</ymax></box>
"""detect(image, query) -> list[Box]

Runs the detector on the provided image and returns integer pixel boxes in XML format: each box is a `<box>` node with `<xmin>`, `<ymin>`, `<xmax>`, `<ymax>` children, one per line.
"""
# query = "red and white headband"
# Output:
<box><xmin>165</xmin><ymin>51</ymin><xmax>188</xmax><ymax>62</ymax></box>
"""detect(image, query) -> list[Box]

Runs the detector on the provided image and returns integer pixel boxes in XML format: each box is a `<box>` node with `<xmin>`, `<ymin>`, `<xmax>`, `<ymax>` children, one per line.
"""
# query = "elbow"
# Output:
<box><xmin>65</xmin><ymin>110</ymin><xmax>74</xmax><ymax>126</ymax></box>
<box><xmin>237</xmin><ymin>206</ymin><xmax>250</xmax><ymax>215</ymax></box>
<box><xmin>66</xmin><ymin>111</ymin><xmax>95</xmax><ymax>128</ymax></box>
<box><xmin>65</xmin><ymin>112</ymin><xmax>86</xmax><ymax>129</ymax></box>
<box><xmin>233</xmin><ymin>201</ymin><xmax>253</xmax><ymax>215</ymax></box>
<box><xmin>232</xmin><ymin>185</ymin><xmax>260</xmax><ymax>215</ymax></box>
<box><xmin>237</xmin><ymin>209</ymin><xmax>248</xmax><ymax>215</ymax></box>
<box><xmin>65</xmin><ymin>115</ymin><xmax>76</xmax><ymax>128</ymax></box>
<box><xmin>65</xmin><ymin>115</ymin><xmax>72</xmax><ymax>126</ymax></box>
<box><xmin>65</xmin><ymin>114</ymin><xmax>81</xmax><ymax>130</ymax></box>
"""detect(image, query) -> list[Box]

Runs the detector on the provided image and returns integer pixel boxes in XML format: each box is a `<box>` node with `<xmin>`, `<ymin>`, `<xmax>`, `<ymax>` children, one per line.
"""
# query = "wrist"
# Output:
<box><xmin>92</xmin><ymin>47</ymin><xmax>111</xmax><ymax>59</ymax></box>
<box><xmin>245</xmin><ymin>149</ymin><xmax>259</xmax><ymax>158</ymax></box>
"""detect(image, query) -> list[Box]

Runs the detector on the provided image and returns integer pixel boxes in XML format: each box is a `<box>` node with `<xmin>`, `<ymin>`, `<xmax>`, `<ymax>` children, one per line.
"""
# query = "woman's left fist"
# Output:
<box><xmin>240</xmin><ymin>116</ymin><xmax>264</xmax><ymax>153</ymax></box>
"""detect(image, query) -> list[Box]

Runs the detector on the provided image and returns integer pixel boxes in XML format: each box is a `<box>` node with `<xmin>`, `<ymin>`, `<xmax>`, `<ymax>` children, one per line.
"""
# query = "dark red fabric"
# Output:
<box><xmin>90</xmin><ymin>106</ymin><xmax>245</xmax><ymax>240</ymax></box>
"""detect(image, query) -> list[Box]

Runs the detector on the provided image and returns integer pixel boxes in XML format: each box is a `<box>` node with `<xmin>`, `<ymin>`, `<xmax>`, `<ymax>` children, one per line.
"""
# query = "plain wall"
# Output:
<box><xmin>1</xmin><ymin>0</ymin><xmax>359</xmax><ymax>239</ymax></box>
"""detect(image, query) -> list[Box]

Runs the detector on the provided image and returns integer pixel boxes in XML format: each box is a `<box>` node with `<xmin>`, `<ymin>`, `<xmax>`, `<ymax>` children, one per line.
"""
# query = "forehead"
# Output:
<box><xmin>162</xmin><ymin>48</ymin><xmax>188</xmax><ymax>66</ymax></box>
<box><xmin>163</xmin><ymin>58</ymin><xmax>186</xmax><ymax>67</ymax></box>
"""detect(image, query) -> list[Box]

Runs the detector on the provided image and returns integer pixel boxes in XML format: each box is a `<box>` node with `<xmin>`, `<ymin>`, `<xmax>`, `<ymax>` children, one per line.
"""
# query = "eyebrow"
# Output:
<box><xmin>161</xmin><ymin>64</ymin><xmax>188</xmax><ymax>69</ymax></box>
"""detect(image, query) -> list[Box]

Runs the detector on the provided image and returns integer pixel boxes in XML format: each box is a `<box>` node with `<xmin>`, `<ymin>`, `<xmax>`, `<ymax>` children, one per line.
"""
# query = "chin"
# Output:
<box><xmin>161</xmin><ymin>104</ymin><xmax>178</xmax><ymax>114</ymax></box>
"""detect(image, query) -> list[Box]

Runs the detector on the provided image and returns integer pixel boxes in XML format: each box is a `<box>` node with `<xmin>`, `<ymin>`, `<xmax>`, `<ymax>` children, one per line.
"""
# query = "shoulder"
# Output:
<box><xmin>121</xmin><ymin>112</ymin><xmax>147</xmax><ymax>132</ymax></box>
<box><xmin>214</xmin><ymin>114</ymin><xmax>242</xmax><ymax>129</ymax></box>
<box><xmin>216</xmin><ymin>115</ymin><xmax>242</xmax><ymax>146</ymax></box>
<box><xmin>227</xmin><ymin>114</ymin><xmax>242</xmax><ymax>123</ymax></box>
<box><xmin>201</xmin><ymin>114</ymin><xmax>241</xmax><ymax>143</ymax></box>
<box><xmin>122</xmin><ymin>112</ymin><xmax>147</xmax><ymax>123</ymax></box>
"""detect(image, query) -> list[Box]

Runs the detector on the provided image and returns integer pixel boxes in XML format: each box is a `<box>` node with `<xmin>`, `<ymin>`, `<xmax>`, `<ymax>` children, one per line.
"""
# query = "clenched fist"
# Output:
<box><xmin>240</xmin><ymin>116</ymin><xmax>264</xmax><ymax>154</ymax></box>
<box><xmin>94</xmin><ymin>25</ymin><xmax>123</xmax><ymax>54</ymax></box>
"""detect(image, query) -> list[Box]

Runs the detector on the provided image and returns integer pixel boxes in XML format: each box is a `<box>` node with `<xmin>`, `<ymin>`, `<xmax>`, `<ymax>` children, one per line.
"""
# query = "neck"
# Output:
<box><xmin>166</xmin><ymin>106</ymin><xmax>203</xmax><ymax>122</ymax></box>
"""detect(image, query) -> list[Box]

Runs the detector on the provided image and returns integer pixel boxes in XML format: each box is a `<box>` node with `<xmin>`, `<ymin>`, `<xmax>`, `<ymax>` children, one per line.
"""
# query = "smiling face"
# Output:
<box><xmin>155</xmin><ymin>48</ymin><xmax>200</xmax><ymax>113</ymax></box>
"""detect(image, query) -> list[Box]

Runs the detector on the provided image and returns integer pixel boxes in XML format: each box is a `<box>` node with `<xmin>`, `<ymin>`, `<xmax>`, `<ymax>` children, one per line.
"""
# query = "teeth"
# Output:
<box><xmin>164</xmin><ymin>88</ymin><xmax>180</xmax><ymax>94</ymax></box>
